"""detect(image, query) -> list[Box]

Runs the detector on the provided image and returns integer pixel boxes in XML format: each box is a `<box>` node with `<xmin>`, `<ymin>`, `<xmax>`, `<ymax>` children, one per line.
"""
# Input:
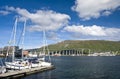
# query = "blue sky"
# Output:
<box><xmin>0</xmin><ymin>0</ymin><xmax>120</xmax><ymax>49</ymax></box>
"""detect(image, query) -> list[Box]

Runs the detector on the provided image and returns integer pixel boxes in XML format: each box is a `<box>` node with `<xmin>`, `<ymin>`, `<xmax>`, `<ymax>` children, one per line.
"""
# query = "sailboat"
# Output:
<box><xmin>39</xmin><ymin>30</ymin><xmax>52</xmax><ymax>67</ymax></box>
<box><xmin>27</xmin><ymin>30</ymin><xmax>52</xmax><ymax>68</ymax></box>
<box><xmin>26</xmin><ymin>30</ymin><xmax>52</xmax><ymax>68</ymax></box>
<box><xmin>5</xmin><ymin>18</ymin><xmax>31</xmax><ymax>70</ymax></box>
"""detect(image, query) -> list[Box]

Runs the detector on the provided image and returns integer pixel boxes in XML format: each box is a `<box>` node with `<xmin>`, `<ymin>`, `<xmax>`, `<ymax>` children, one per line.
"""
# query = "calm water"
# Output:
<box><xmin>21</xmin><ymin>56</ymin><xmax>120</xmax><ymax>79</ymax></box>
<box><xmin>1</xmin><ymin>56</ymin><xmax>120</xmax><ymax>79</ymax></box>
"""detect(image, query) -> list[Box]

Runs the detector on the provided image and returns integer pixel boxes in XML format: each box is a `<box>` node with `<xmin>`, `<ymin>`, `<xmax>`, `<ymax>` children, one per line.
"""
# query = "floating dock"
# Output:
<box><xmin>0</xmin><ymin>66</ymin><xmax>55</xmax><ymax>79</ymax></box>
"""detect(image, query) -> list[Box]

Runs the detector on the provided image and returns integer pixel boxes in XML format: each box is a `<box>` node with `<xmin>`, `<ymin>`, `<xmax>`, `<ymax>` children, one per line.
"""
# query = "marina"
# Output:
<box><xmin>0</xmin><ymin>0</ymin><xmax>120</xmax><ymax>79</ymax></box>
<box><xmin>0</xmin><ymin>17</ymin><xmax>54</xmax><ymax>79</ymax></box>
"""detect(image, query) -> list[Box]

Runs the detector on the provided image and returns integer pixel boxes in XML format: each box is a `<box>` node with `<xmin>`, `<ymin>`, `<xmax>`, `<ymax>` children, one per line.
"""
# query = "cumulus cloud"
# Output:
<box><xmin>102</xmin><ymin>11</ymin><xmax>111</xmax><ymax>16</ymax></box>
<box><xmin>0</xmin><ymin>10</ymin><xmax>10</xmax><ymax>15</ymax></box>
<box><xmin>64</xmin><ymin>25</ymin><xmax>120</xmax><ymax>37</ymax></box>
<box><xmin>5</xmin><ymin>6</ymin><xmax>15</xmax><ymax>11</ymax></box>
<box><xmin>72</xmin><ymin>0</ymin><xmax>120</xmax><ymax>20</ymax></box>
<box><xmin>46</xmin><ymin>32</ymin><xmax>60</xmax><ymax>40</ymax></box>
<box><xmin>5</xmin><ymin>6</ymin><xmax>71</xmax><ymax>31</ymax></box>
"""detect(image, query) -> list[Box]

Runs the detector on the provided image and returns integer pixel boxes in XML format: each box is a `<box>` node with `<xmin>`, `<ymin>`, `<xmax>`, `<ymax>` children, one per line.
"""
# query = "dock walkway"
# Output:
<box><xmin>0</xmin><ymin>66</ymin><xmax>55</xmax><ymax>79</ymax></box>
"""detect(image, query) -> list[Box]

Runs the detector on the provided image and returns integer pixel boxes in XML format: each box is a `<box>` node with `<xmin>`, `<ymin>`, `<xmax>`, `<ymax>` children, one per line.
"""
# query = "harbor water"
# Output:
<box><xmin>1</xmin><ymin>56</ymin><xmax>120</xmax><ymax>79</ymax></box>
<box><xmin>22</xmin><ymin>56</ymin><xmax>120</xmax><ymax>79</ymax></box>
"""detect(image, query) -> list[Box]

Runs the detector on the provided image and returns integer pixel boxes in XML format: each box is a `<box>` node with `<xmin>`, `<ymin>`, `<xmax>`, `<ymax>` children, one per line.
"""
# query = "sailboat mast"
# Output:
<box><xmin>21</xmin><ymin>19</ymin><xmax>26</xmax><ymax>59</ymax></box>
<box><xmin>46</xmin><ymin>38</ymin><xmax>51</xmax><ymax>63</ymax></box>
<box><xmin>6</xmin><ymin>21</ymin><xmax>15</xmax><ymax>57</ymax></box>
<box><xmin>12</xmin><ymin>18</ymin><xmax>17</xmax><ymax>62</ymax></box>
<box><xmin>43</xmin><ymin>29</ymin><xmax>51</xmax><ymax>63</ymax></box>
<box><xmin>43</xmin><ymin>29</ymin><xmax>46</xmax><ymax>59</ymax></box>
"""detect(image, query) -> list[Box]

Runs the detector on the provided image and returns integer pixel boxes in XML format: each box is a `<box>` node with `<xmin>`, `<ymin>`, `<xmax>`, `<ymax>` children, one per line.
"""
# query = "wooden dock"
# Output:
<box><xmin>0</xmin><ymin>66</ymin><xmax>55</xmax><ymax>79</ymax></box>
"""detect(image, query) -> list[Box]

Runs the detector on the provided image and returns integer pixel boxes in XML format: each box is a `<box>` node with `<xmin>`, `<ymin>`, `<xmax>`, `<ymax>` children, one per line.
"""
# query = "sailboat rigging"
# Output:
<box><xmin>40</xmin><ymin>29</ymin><xmax>52</xmax><ymax>67</ymax></box>
<box><xmin>26</xmin><ymin>29</ymin><xmax>52</xmax><ymax>68</ymax></box>
<box><xmin>5</xmin><ymin>17</ymin><xmax>52</xmax><ymax>69</ymax></box>
<box><xmin>5</xmin><ymin>18</ymin><xmax>31</xmax><ymax>70</ymax></box>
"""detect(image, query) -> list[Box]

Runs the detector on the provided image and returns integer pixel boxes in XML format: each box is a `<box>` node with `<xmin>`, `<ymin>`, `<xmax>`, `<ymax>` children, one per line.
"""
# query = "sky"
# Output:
<box><xmin>0</xmin><ymin>0</ymin><xmax>120</xmax><ymax>49</ymax></box>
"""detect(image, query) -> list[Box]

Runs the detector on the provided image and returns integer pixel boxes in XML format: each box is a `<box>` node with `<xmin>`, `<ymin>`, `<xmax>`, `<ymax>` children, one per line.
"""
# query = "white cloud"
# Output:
<box><xmin>5</xmin><ymin>6</ymin><xmax>71</xmax><ymax>31</ymax></box>
<box><xmin>46</xmin><ymin>32</ymin><xmax>59</xmax><ymax>40</ymax></box>
<box><xmin>64</xmin><ymin>25</ymin><xmax>120</xmax><ymax>37</ymax></box>
<box><xmin>72</xmin><ymin>0</ymin><xmax>120</xmax><ymax>20</ymax></box>
<box><xmin>5</xmin><ymin>6</ymin><xmax>15</xmax><ymax>11</ymax></box>
<box><xmin>0</xmin><ymin>10</ymin><xmax>10</xmax><ymax>15</ymax></box>
<box><xmin>102</xmin><ymin>11</ymin><xmax>111</xmax><ymax>16</ymax></box>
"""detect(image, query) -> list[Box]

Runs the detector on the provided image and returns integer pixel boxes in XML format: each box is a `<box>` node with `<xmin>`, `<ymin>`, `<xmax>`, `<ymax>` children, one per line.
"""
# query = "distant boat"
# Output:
<box><xmin>28</xmin><ymin>51</ymin><xmax>38</xmax><ymax>57</ymax></box>
<box><xmin>88</xmin><ymin>52</ymin><xmax>116</xmax><ymax>56</ymax></box>
<box><xmin>0</xmin><ymin>53</ymin><xmax>5</xmax><ymax>57</ymax></box>
<box><xmin>0</xmin><ymin>48</ymin><xmax>5</xmax><ymax>57</ymax></box>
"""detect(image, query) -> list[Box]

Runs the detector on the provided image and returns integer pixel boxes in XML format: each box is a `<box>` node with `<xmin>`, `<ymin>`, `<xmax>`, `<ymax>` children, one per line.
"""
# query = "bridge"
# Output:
<box><xmin>37</xmin><ymin>48</ymin><xmax>91</xmax><ymax>56</ymax></box>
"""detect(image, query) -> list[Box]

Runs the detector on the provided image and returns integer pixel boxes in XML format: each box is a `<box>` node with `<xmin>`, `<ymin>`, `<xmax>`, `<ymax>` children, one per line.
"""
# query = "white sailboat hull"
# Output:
<box><xmin>31</xmin><ymin>63</ymin><xmax>42</xmax><ymax>68</ymax></box>
<box><xmin>5</xmin><ymin>62</ymin><xmax>31</xmax><ymax>70</ymax></box>
<box><xmin>41</xmin><ymin>62</ymin><xmax>52</xmax><ymax>67</ymax></box>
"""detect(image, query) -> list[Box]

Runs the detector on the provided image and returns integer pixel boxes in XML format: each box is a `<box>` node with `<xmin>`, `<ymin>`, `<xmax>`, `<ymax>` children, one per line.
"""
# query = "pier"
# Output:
<box><xmin>0</xmin><ymin>66</ymin><xmax>55</xmax><ymax>79</ymax></box>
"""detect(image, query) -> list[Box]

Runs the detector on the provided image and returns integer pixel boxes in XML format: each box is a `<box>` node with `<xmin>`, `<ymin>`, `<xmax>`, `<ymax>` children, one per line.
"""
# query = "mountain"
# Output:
<box><xmin>28</xmin><ymin>40</ymin><xmax>120</xmax><ymax>55</ymax></box>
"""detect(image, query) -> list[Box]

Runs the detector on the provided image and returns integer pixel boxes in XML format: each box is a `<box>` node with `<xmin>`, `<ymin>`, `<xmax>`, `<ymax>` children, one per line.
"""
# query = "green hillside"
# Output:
<box><xmin>31</xmin><ymin>40</ymin><xmax>120</xmax><ymax>55</ymax></box>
